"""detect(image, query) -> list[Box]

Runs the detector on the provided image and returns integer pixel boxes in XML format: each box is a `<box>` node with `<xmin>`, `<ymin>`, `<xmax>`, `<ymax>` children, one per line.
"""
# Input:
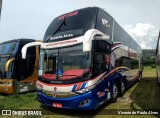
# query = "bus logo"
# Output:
<box><xmin>54</xmin><ymin>87</ymin><xmax>57</xmax><ymax>91</ymax></box>
<box><xmin>38</xmin><ymin>83</ymin><xmax>43</xmax><ymax>89</ymax></box>
<box><xmin>102</xmin><ymin>18</ymin><xmax>110</xmax><ymax>28</ymax></box>
<box><xmin>52</xmin><ymin>93</ymin><xmax>57</xmax><ymax>98</ymax></box>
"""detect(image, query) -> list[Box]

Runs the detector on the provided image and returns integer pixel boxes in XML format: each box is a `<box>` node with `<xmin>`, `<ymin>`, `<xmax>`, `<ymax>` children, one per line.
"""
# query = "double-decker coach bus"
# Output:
<box><xmin>0</xmin><ymin>39</ymin><xmax>41</xmax><ymax>94</ymax></box>
<box><xmin>156</xmin><ymin>31</ymin><xmax>160</xmax><ymax>85</ymax></box>
<box><xmin>22</xmin><ymin>7</ymin><xmax>143</xmax><ymax>110</ymax></box>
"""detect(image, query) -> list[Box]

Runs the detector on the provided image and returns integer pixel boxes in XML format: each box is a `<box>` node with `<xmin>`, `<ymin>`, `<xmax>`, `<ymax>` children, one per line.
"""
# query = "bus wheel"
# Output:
<box><xmin>111</xmin><ymin>81</ymin><xmax>118</xmax><ymax>103</ymax></box>
<box><xmin>119</xmin><ymin>80</ymin><xmax>125</xmax><ymax>97</ymax></box>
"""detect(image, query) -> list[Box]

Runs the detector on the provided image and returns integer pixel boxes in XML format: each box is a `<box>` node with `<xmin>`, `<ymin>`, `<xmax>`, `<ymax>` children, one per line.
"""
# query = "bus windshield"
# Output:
<box><xmin>0</xmin><ymin>42</ymin><xmax>18</xmax><ymax>55</ymax></box>
<box><xmin>43</xmin><ymin>8</ymin><xmax>97</xmax><ymax>42</ymax></box>
<box><xmin>39</xmin><ymin>44</ymin><xmax>91</xmax><ymax>81</ymax></box>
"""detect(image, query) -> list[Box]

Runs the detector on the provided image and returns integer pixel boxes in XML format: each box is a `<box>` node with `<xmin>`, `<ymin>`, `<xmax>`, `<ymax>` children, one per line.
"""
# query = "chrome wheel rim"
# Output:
<box><xmin>113</xmin><ymin>84</ymin><xmax>118</xmax><ymax>98</ymax></box>
<box><xmin>121</xmin><ymin>82</ymin><xmax>125</xmax><ymax>93</ymax></box>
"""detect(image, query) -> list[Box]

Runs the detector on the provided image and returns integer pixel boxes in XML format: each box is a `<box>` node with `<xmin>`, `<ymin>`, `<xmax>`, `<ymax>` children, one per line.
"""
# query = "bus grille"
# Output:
<box><xmin>41</xmin><ymin>90</ymin><xmax>78</xmax><ymax>98</ymax></box>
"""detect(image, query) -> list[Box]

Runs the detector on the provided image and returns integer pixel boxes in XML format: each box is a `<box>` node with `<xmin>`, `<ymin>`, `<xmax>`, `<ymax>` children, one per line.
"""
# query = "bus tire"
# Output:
<box><xmin>111</xmin><ymin>81</ymin><xmax>118</xmax><ymax>103</ymax></box>
<box><xmin>119</xmin><ymin>80</ymin><xmax>125</xmax><ymax>97</ymax></box>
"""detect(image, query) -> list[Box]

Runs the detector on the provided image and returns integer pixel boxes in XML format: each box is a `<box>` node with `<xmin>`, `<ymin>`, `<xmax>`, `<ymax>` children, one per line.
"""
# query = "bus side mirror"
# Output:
<box><xmin>21</xmin><ymin>42</ymin><xmax>42</xmax><ymax>59</ymax></box>
<box><xmin>5</xmin><ymin>58</ymin><xmax>15</xmax><ymax>72</ymax></box>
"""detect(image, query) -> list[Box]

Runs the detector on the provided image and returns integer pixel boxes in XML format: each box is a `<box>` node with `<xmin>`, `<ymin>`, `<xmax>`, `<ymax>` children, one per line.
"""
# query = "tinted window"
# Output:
<box><xmin>115</xmin><ymin>58</ymin><xmax>122</xmax><ymax>67</ymax></box>
<box><xmin>15</xmin><ymin>41</ymin><xmax>36</xmax><ymax>80</ymax></box>
<box><xmin>17</xmin><ymin>42</ymin><xmax>27</xmax><ymax>54</ymax></box>
<box><xmin>122</xmin><ymin>58</ymin><xmax>131</xmax><ymax>68</ymax></box>
<box><xmin>0</xmin><ymin>42</ymin><xmax>17</xmax><ymax>55</ymax></box>
<box><xmin>9</xmin><ymin>42</ymin><xmax>17</xmax><ymax>53</ymax></box>
<box><xmin>115</xmin><ymin>57</ymin><xmax>139</xmax><ymax>70</ymax></box>
<box><xmin>96</xmin><ymin>9</ymin><xmax>113</xmax><ymax>42</ymax></box>
<box><xmin>131</xmin><ymin>59</ymin><xmax>139</xmax><ymax>69</ymax></box>
<box><xmin>44</xmin><ymin>8</ymin><xmax>97</xmax><ymax>42</ymax></box>
<box><xmin>94</xmin><ymin>40</ymin><xmax>111</xmax><ymax>53</ymax></box>
<box><xmin>113</xmin><ymin>21</ymin><xmax>142</xmax><ymax>53</ymax></box>
<box><xmin>0</xmin><ymin>44</ymin><xmax>6</xmax><ymax>54</ymax></box>
<box><xmin>27</xmin><ymin>46</ymin><xmax>36</xmax><ymax>55</ymax></box>
<box><xmin>96</xmin><ymin>54</ymin><xmax>104</xmax><ymax>70</ymax></box>
<box><xmin>115</xmin><ymin>57</ymin><xmax>131</xmax><ymax>68</ymax></box>
<box><xmin>93</xmin><ymin>53</ymin><xmax>105</xmax><ymax>76</ymax></box>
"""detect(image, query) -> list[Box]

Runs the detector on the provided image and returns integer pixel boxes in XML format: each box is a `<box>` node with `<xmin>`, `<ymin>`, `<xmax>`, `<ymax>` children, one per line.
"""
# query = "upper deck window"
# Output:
<box><xmin>0</xmin><ymin>42</ymin><xmax>18</xmax><ymax>55</ymax></box>
<box><xmin>43</xmin><ymin>8</ymin><xmax>97</xmax><ymax>42</ymax></box>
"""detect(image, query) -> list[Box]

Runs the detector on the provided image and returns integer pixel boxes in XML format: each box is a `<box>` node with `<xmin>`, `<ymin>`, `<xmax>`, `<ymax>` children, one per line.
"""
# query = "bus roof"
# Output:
<box><xmin>55</xmin><ymin>6</ymin><xmax>114</xmax><ymax>22</ymax></box>
<box><xmin>44</xmin><ymin>6</ymin><xmax>142</xmax><ymax>53</ymax></box>
<box><xmin>0</xmin><ymin>39</ymin><xmax>35</xmax><ymax>45</ymax></box>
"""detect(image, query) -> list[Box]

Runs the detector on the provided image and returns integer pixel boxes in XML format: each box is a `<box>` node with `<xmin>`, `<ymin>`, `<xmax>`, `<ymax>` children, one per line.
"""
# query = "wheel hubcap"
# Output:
<box><xmin>139</xmin><ymin>75</ymin><xmax>141</xmax><ymax>81</ymax></box>
<box><xmin>113</xmin><ymin>84</ymin><xmax>118</xmax><ymax>98</ymax></box>
<box><xmin>121</xmin><ymin>82</ymin><xmax>125</xmax><ymax>93</ymax></box>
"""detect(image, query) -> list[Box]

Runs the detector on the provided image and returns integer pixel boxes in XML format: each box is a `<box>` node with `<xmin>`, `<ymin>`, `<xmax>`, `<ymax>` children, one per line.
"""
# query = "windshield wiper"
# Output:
<box><xmin>46</xmin><ymin>19</ymin><xmax>67</xmax><ymax>42</ymax></box>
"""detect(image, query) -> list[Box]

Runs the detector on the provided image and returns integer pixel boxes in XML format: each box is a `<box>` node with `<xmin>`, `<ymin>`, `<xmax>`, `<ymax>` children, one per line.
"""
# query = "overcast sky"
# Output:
<box><xmin>0</xmin><ymin>0</ymin><xmax>160</xmax><ymax>49</ymax></box>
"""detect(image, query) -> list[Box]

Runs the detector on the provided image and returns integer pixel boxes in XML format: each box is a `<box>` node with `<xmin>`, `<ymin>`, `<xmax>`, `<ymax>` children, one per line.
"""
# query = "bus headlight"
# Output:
<box><xmin>36</xmin><ymin>81</ymin><xmax>43</xmax><ymax>91</ymax></box>
<box><xmin>3</xmin><ymin>82</ymin><xmax>13</xmax><ymax>86</ymax></box>
<box><xmin>37</xmin><ymin>86</ymin><xmax>43</xmax><ymax>91</ymax></box>
<box><xmin>75</xmin><ymin>85</ymin><xmax>96</xmax><ymax>94</ymax></box>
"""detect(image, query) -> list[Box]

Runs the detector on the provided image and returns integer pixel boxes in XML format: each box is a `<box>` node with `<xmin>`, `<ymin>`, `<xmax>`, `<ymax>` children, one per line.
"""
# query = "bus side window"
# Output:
<box><xmin>115</xmin><ymin>58</ymin><xmax>122</xmax><ymax>67</ymax></box>
<box><xmin>131</xmin><ymin>59</ymin><xmax>139</xmax><ymax>69</ymax></box>
<box><xmin>122</xmin><ymin>58</ymin><xmax>131</xmax><ymax>69</ymax></box>
<box><xmin>94</xmin><ymin>53</ymin><xmax>105</xmax><ymax>76</ymax></box>
<box><xmin>96</xmin><ymin>9</ymin><xmax>113</xmax><ymax>39</ymax></box>
<box><xmin>26</xmin><ymin>46</ymin><xmax>36</xmax><ymax>76</ymax></box>
<box><xmin>27</xmin><ymin>46</ymin><xmax>36</xmax><ymax>56</ymax></box>
<box><xmin>92</xmin><ymin>40</ymin><xmax>111</xmax><ymax>77</ymax></box>
<box><xmin>16</xmin><ymin>45</ymin><xmax>36</xmax><ymax>81</ymax></box>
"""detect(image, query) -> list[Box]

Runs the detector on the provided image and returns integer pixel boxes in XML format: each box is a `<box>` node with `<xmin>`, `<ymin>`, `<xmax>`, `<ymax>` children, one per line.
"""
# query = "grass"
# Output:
<box><xmin>0</xmin><ymin>66</ymin><xmax>160</xmax><ymax>118</ymax></box>
<box><xmin>0</xmin><ymin>92</ymin><xmax>39</xmax><ymax>109</ymax></box>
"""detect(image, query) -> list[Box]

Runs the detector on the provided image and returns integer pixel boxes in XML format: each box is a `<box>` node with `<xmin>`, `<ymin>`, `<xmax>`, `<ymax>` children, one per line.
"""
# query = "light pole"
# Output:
<box><xmin>0</xmin><ymin>0</ymin><xmax>2</xmax><ymax>19</ymax></box>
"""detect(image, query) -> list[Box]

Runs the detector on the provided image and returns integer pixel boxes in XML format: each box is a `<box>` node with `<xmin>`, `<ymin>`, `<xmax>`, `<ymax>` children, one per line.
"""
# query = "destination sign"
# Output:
<box><xmin>58</xmin><ymin>11</ymin><xmax>78</xmax><ymax>20</ymax></box>
<box><xmin>49</xmin><ymin>29</ymin><xmax>83</xmax><ymax>42</ymax></box>
<box><xmin>50</xmin><ymin>33</ymin><xmax>73</xmax><ymax>40</ymax></box>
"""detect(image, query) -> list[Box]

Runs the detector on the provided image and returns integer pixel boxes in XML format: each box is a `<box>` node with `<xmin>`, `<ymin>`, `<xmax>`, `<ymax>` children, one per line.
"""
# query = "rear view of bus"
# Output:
<box><xmin>156</xmin><ymin>31</ymin><xmax>160</xmax><ymax>85</ymax></box>
<box><xmin>0</xmin><ymin>39</ymin><xmax>40</xmax><ymax>94</ymax></box>
<box><xmin>22</xmin><ymin>7</ymin><xmax>142</xmax><ymax>110</ymax></box>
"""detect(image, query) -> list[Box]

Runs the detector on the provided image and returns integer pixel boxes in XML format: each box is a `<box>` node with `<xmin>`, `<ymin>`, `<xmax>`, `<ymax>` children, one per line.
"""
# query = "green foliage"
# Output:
<box><xmin>151</xmin><ymin>64</ymin><xmax>156</xmax><ymax>68</ymax></box>
<box><xmin>142</xmin><ymin>49</ymin><xmax>156</xmax><ymax>66</ymax></box>
<box><xmin>142</xmin><ymin>49</ymin><xmax>156</xmax><ymax>59</ymax></box>
<box><xmin>143</xmin><ymin>58</ymin><xmax>156</xmax><ymax>66</ymax></box>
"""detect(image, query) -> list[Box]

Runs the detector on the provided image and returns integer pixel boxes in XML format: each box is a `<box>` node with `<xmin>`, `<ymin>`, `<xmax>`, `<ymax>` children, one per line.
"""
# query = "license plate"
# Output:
<box><xmin>53</xmin><ymin>102</ymin><xmax>62</xmax><ymax>108</ymax></box>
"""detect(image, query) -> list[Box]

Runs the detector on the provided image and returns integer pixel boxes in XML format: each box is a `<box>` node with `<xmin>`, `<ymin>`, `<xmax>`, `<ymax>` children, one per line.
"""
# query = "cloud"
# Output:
<box><xmin>124</xmin><ymin>23</ymin><xmax>159</xmax><ymax>49</ymax></box>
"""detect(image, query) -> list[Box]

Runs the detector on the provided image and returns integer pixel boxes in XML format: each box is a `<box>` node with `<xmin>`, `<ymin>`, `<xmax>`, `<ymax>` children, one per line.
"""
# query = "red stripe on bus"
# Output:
<box><xmin>76</xmin><ymin>83</ymin><xmax>83</xmax><ymax>91</ymax></box>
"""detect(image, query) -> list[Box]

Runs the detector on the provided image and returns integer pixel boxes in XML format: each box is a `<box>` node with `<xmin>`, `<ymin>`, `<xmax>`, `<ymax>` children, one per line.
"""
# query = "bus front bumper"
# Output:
<box><xmin>0</xmin><ymin>79</ymin><xmax>14</xmax><ymax>94</ymax></box>
<box><xmin>37</xmin><ymin>90</ymin><xmax>96</xmax><ymax>110</ymax></box>
<box><xmin>0</xmin><ymin>84</ymin><xmax>14</xmax><ymax>94</ymax></box>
